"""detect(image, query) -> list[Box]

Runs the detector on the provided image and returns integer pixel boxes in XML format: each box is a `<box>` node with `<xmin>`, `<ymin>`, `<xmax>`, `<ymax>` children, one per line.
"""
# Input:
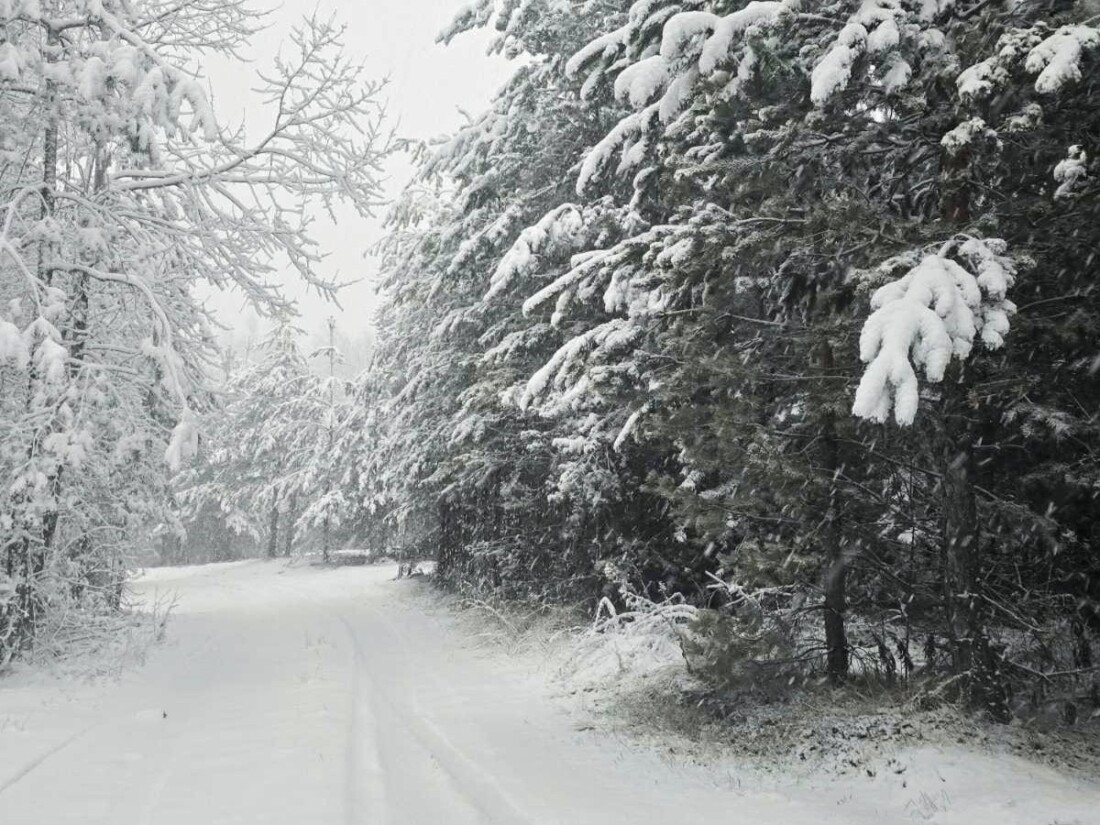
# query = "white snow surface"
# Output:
<box><xmin>1</xmin><ymin>561</ymin><xmax>1097</xmax><ymax>824</ymax></box>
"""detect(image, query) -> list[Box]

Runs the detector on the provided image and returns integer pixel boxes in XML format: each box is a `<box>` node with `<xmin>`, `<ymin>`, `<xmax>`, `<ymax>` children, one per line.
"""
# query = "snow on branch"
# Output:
<box><xmin>0</xmin><ymin>317</ymin><xmax>28</xmax><ymax>370</ymax></box>
<box><xmin>810</xmin><ymin>0</ymin><xmax>906</xmax><ymax>105</ymax></box>
<box><xmin>485</xmin><ymin>204</ymin><xmax>585</xmax><ymax>300</ymax></box>
<box><xmin>852</xmin><ymin>238</ymin><xmax>1017</xmax><ymax>425</ymax></box>
<box><xmin>1053</xmin><ymin>145</ymin><xmax>1089</xmax><ymax>200</ymax></box>
<box><xmin>47</xmin><ymin>261</ymin><xmax>191</xmax><ymax>406</ymax></box>
<box><xmin>577</xmin><ymin>104</ymin><xmax>660</xmax><ymax>194</ymax></box>
<box><xmin>571</xmin><ymin>0</ymin><xmax>789</xmax><ymax>193</ymax></box>
<box><xmin>1026</xmin><ymin>25</ymin><xmax>1099</xmax><ymax>95</ymax></box>
<box><xmin>564</xmin><ymin>5</ymin><xmax>638</xmax><ymax>78</ymax></box>
<box><xmin>940</xmin><ymin>117</ymin><xmax>997</xmax><ymax>155</ymax></box>
<box><xmin>518</xmin><ymin>319</ymin><xmax>640</xmax><ymax>412</ymax></box>
<box><xmin>957</xmin><ymin>24</ymin><xmax>1099</xmax><ymax>101</ymax></box>
<box><xmin>108</xmin><ymin>14</ymin><xmax>390</xmax><ymax>302</ymax></box>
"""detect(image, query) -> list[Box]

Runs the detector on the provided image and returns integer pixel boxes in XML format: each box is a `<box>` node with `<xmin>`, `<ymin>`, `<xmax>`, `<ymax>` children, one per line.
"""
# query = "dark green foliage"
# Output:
<box><xmin>354</xmin><ymin>0</ymin><xmax>1100</xmax><ymax>720</ymax></box>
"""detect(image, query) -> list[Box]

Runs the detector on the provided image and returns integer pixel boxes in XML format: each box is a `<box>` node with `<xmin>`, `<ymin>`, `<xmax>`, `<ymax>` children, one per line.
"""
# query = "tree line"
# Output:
<box><xmin>3</xmin><ymin>0</ymin><xmax>1096</xmax><ymax>723</ymax></box>
<box><xmin>0</xmin><ymin>0</ymin><xmax>387</xmax><ymax>664</ymax></box>
<box><xmin>345</xmin><ymin>0</ymin><xmax>1098</xmax><ymax>720</ymax></box>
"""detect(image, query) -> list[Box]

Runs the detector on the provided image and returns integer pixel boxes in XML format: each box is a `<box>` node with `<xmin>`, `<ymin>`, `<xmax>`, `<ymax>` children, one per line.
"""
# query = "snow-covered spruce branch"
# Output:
<box><xmin>566</xmin><ymin>1</ymin><xmax>1098</xmax><ymax>194</ymax></box>
<box><xmin>484</xmin><ymin>204</ymin><xmax>585</xmax><ymax>301</ymax></box>
<box><xmin>852</xmin><ymin>237</ymin><xmax>1017</xmax><ymax>425</ymax></box>
<box><xmin>567</xmin><ymin>1</ymin><xmax>795</xmax><ymax>192</ymax></box>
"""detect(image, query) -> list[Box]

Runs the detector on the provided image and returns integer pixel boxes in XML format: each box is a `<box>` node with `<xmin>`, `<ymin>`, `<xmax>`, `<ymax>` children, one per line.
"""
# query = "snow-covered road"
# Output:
<box><xmin>1</xmin><ymin>561</ymin><xmax>1097</xmax><ymax>825</ymax></box>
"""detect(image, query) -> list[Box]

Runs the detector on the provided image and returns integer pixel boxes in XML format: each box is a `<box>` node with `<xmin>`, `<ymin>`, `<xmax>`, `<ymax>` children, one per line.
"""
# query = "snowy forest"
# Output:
<box><xmin>2</xmin><ymin>0</ymin><xmax>1100</xmax><ymax>791</ymax></box>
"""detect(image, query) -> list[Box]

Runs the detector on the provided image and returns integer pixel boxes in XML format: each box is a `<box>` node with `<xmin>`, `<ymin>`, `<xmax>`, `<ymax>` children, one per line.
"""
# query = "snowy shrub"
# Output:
<box><xmin>677</xmin><ymin>571</ymin><xmax>806</xmax><ymax>692</ymax></box>
<box><xmin>680</xmin><ymin>607</ymin><xmax>801</xmax><ymax>693</ymax></box>
<box><xmin>567</xmin><ymin>590</ymin><xmax>698</xmax><ymax>689</ymax></box>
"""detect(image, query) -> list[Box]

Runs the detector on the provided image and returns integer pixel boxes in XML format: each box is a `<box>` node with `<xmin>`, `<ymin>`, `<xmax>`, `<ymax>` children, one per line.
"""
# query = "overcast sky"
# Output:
<box><xmin>203</xmin><ymin>0</ymin><xmax>511</xmax><ymax>349</ymax></box>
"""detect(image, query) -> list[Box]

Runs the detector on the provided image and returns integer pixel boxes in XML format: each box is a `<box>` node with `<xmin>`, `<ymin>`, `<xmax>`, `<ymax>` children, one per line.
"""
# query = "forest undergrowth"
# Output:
<box><xmin>0</xmin><ymin>587</ymin><xmax>173</xmax><ymax>685</ymax></box>
<box><xmin>421</xmin><ymin>577</ymin><xmax>1100</xmax><ymax>780</ymax></box>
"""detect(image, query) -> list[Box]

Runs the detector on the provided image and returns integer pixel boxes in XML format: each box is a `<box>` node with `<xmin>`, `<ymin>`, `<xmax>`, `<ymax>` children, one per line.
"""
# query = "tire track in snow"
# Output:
<box><xmin>0</xmin><ymin>723</ymin><xmax>97</xmax><ymax>797</ymax></box>
<box><xmin>343</xmin><ymin>614</ymin><xmax>388</xmax><ymax>825</ymax></box>
<box><xmin>336</xmin><ymin>613</ymin><xmax>534</xmax><ymax>825</ymax></box>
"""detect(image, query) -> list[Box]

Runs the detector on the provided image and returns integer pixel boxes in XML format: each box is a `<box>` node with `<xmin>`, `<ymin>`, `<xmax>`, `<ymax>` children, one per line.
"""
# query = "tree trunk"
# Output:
<box><xmin>941</xmin><ymin>416</ymin><xmax>1010</xmax><ymax>721</ymax></box>
<box><xmin>437</xmin><ymin>499</ymin><xmax>457</xmax><ymax>582</ymax></box>
<box><xmin>819</xmin><ymin>340</ymin><xmax>848</xmax><ymax>680</ymax></box>
<box><xmin>66</xmin><ymin>147</ymin><xmax>105</xmax><ymax>369</ymax></box>
<box><xmin>266</xmin><ymin>499</ymin><xmax>279</xmax><ymax>560</ymax></box>
<box><xmin>937</xmin><ymin>137</ymin><xmax>1009</xmax><ymax>720</ymax></box>
<box><xmin>15</xmin><ymin>31</ymin><xmax>63</xmax><ymax>643</ymax></box>
<box><xmin>283</xmin><ymin>493</ymin><xmax>297</xmax><ymax>558</ymax></box>
<box><xmin>822</xmin><ymin>513</ymin><xmax>848</xmax><ymax>680</ymax></box>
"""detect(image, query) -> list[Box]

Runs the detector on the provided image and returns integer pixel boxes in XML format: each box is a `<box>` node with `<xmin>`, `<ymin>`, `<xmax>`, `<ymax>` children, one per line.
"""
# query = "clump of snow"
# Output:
<box><xmin>919</xmin><ymin>0</ymin><xmax>954</xmax><ymax>20</ymax></box>
<box><xmin>812</xmin><ymin>24</ymin><xmax>866</xmax><ymax>104</ymax></box>
<box><xmin>852</xmin><ymin>239</ymin><xmax>1017</xmax><ymax>425</ymax></box>
<box><xmin>0</xmin><ymin>317</ymin><xmax>28</xmax><ymax>369</ymax></box>
<box><xmin>941</xmin><ymin>117</ymin><xmax>996</xmax><ymax>155</ymax></box>
<box><xmin>23</xmin><ymin>318</ymin><xmax>68</xmax><ymax>386</ymax></box>
<box><xmin>1053</xmin><ymin>144</ymin><xmax>1088</xmax><ymax>199</ymax></box>
<box><xmin>0</xmin><ymin>41</ymin><xmax>23</xmax><ymax>81</ymax></box>
<box><xmin>958</xmin><ymin>237</ymin><xmax>1016</xmax><ymax>348</ymax></box>
<box><xmin>614</xmin><ymin>55</ymin><xmax>671</xmax><ymax>107</ymax></box>
<box><xmin>880</xmin><ymin>55</ymin><xmax>912</xmax><ymax>92</ymax></box>
<box><xmin>811</xmin><ymin>0</ymin><xmax>906</xmax><ymax>105</ymax></box>
<box><xmin>1026</xmin><ymin>25</ymin><xmax>1099</xmax><ymax>95</ymax></box>
<box><xmin>956</xmin><ymin>57</ymin><xmax>997</xmax><ymax>100</ymax></box>
<box><xmin>165</xmin><ymin>407</ymin><xmax>198</xmax><ymax>471</ymax></box>
<box><xmin>1001</xmin><ymin>102</ymin><xmax>1043</xmax><ymax>133</ymax></box>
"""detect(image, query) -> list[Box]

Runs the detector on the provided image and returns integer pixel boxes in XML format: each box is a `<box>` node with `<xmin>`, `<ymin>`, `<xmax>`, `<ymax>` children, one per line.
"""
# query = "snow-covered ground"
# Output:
<box><xmin>0</xmin><ymin>561</ymin><xmax>1096</xmax><ymax>824</ymax></box>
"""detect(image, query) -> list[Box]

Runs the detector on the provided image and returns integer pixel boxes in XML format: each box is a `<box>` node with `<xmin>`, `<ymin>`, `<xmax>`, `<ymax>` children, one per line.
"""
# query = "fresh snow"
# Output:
<box><xmin>811</xmin><ymin>0</ymin><xmax>905</xmax><ymax>104</ymax></box>
<box><xmin>1054</xmin><ymin>145</ymin><xmax>1089</xmax><ymax>199</ymax></box>
<box><xmin>1027</xmin><ymin>26</ymin><xmax>1100</xmax><ymax>95</ymax></box>
<box><xmin>853</xmin><ymin>240</ymin><xmax>1016</xmax><ymax>425</ymax></box>
<box><xmin>1</xmin><ymin>561</ymin><xmax>1097</xmax><ymax>824</ymax></box>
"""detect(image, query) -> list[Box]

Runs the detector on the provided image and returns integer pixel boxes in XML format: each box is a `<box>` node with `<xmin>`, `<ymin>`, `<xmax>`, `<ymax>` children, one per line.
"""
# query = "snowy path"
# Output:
<box><xmin>1</xmin><ymin>561</ymin><xmax>1098</xmax><ymax>825</ymax></box>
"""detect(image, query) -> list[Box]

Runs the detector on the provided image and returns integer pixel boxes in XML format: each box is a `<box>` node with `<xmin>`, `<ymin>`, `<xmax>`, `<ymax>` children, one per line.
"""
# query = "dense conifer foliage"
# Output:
<box><xmin>357</xmin><ymin>0</ymin><xmax>1098</xmax><ymax>718</ymax></box>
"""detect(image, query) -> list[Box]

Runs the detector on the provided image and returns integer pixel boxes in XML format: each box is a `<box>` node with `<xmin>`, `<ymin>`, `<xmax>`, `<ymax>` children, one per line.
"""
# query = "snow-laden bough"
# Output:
<box><xmin>852</xmin><ymin>238</ymin><xmax>1017</xmax><ymax>425</ymax></box>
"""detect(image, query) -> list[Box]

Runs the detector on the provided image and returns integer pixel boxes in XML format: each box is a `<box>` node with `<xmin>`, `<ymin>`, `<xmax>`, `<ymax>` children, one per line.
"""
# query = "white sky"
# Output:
<box><xmin>202</xmin><ymin>0</ymin><xmax>512</xmax><ymax>349</ymax></box>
